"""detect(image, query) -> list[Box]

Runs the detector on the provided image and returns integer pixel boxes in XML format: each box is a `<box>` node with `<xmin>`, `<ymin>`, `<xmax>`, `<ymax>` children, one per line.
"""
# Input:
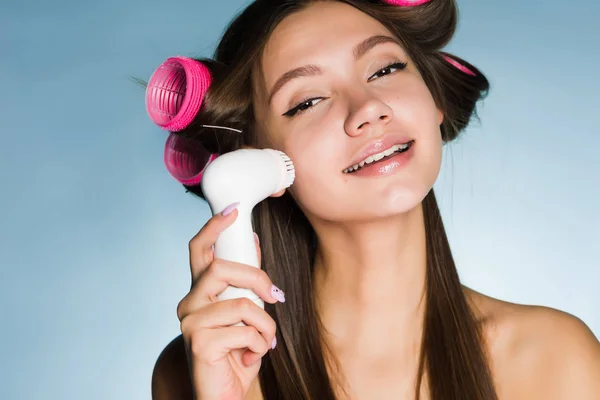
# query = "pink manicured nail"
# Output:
<box><xmin>271</xmin><ymin>337</ymin><xmax>277</xmax><ymax>349</ymax></box>
<box><xmin>271</xmin><ymin>285</ymin><xmax>286</xmax><ymax>303</ymax></box>
<box><xmin>221</xmin><ymin>202</ymin><xmax>239</xmax><ymax>216</ymax></box>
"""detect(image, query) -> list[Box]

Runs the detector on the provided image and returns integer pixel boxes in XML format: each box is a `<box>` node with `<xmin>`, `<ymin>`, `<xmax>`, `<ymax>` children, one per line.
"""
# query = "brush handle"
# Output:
<box><xmin>215</xmin><ymin>205</ymin><xmax>265</xmax><ymax>311</ymax></box>
<box><xmin>200</xmin><ymin>148</ymin><xmax>295</xmax><ymax>326</ymax></box>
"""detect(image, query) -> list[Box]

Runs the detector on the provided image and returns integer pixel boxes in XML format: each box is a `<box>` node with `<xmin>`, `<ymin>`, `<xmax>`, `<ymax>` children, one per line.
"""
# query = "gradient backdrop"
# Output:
<box><xmin>2</xmin><ymin>0</ymin><xmax>598</xmax><ymax>398</ymax></box>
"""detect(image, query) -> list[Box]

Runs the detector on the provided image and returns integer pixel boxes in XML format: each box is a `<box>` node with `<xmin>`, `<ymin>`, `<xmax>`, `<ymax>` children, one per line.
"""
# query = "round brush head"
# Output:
<box><xmin>164</xmin><ymin>133</ymin><xmax>217</xmax><ymax>186</ymax></box>
<box><xmin>274</xmin><ymin>150</ymin><xmax>295</xmax><ymax>189</ymax></box>
<box><xmin>146</xmin><ymin>57</ymin><xmax>212</xmax><ymax>132</ymax></box>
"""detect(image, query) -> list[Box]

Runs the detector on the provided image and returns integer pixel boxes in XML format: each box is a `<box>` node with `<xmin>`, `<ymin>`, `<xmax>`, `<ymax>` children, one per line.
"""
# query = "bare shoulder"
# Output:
<box><xmin>464</xmin><ymin>286</ymin><xmax>600</xmax><ymax>400</ymax></box>
<box><xmin>151</xmin><ymin>335</ymin><xmax>194</xmax><ymax>400</ymax></box>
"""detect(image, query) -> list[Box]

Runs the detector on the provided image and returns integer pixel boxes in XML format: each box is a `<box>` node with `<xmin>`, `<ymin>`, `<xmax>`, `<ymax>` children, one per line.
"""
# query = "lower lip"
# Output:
<box><xmin>347</xmin><ymin>142</ymin><xmax>415</xmax><ymax>178</ymax></box>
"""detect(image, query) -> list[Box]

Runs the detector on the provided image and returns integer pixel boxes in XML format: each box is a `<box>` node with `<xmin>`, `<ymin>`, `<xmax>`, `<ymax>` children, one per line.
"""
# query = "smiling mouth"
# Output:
<box><xmin>343</xmin><ymin>140</ymin><xmax>414</xmax><ymax>174</ymax></box>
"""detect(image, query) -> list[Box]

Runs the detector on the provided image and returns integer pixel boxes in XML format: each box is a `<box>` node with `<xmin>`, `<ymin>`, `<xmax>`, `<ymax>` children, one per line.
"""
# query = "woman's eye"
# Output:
<box><xmin>283</xmin><ymin>97</ymin><xmax>324</xmax><ymax>117</ymax></box>
<box><xmin>282</xmin><ymin>62</ymin><xmax>407</xmax><ymax>118</ymax></box>
<box><xmin>368</xmin><ymin>61</ymin><xmax>408</xmax><ymax>82</ymax></box>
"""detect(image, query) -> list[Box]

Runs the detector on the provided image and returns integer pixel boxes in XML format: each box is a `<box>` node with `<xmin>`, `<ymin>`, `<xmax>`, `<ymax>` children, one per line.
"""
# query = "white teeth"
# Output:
<box><xmin>343</xmin><ymin>141</ymin><xmax>412</xmax><ymax>174</ymax></box>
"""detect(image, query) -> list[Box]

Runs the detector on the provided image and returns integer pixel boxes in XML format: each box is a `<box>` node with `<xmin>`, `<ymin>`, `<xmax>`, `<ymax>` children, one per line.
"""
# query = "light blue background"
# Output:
<box><xmin>1</xmin><ymin>0</ymin><xmax>598</xmax><ymax>399</ymax></box>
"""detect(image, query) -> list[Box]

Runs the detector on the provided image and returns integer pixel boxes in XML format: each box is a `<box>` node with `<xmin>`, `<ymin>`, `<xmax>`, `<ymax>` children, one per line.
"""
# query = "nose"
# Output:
<box><xmin>344</xmin><ymin>92</ymin><xmax>393</xmax><ymax>137</ymax></box>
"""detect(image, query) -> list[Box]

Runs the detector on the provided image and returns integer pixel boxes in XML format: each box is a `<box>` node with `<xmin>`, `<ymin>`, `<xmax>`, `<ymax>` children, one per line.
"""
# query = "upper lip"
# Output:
<box><xmin>344</xmin><ymin>134</ymin><xmax>414</xmax><ymax>170</ymax></box>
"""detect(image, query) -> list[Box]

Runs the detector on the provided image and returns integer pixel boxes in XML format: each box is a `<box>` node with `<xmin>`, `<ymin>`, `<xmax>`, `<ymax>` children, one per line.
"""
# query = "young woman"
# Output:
<box><xmin>149</xmin><ymin>1</ymin><xmax>600</xmax><ymax>399</ymax></box>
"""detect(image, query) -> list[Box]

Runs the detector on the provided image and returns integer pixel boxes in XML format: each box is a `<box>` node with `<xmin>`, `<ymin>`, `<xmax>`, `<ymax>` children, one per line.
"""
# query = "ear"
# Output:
<box><xmin>437</xmin><ymin>108</ymin><xmax>444</xmax><ymax>125</ymax></box>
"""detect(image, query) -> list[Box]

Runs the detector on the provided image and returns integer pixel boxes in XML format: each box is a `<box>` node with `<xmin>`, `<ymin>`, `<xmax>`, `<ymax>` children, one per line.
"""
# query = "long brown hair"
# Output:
<box><xmin>176</xmin><ymin>0</ymin><xmax>495</xmax><ymax>398</ymax></box>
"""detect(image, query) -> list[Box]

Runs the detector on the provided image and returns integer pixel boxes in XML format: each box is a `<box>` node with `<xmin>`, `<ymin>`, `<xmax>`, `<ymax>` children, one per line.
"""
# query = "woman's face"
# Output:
<box><xmin>253</xmin><ymin>1</ymin><xmax>443</xmax><ymax>222</ymax></box>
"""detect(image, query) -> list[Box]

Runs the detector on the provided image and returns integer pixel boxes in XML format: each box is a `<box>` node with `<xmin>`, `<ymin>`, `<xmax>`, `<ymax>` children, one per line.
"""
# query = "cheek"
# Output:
<box><xmin>287</xmin><ymin>141</ymin><xmax>338</xmax><ymax>190</ymax></box>
<box><xmin>292</xmin><ymin>169</ymin><xmax>334</xmax><ymax>209</ymax></box>
<box><xmin>389</xmin><ymin>81</ymin><xmax>440</xmax><ymax>131</ymax></box>
<box><xmin>283</xmin><ymin>111</ymin><xmax>343</xmax><ymax>180</ymax></box>
<box><xmin>287</xmin><ymin>164</ymin><xmax>343</xmax><ymax>221</ymax></box>
<box><xmin>283</xmin><ymin>130</ymin><xmax>346</xmax><ymax>215</ymax></box>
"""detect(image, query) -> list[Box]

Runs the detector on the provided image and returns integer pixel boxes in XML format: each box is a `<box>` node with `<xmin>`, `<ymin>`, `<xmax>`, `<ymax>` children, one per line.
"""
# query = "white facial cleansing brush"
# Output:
<box><xmin>201</xmin><ymin>148</ymin><xmax>295</xmax><ymax>310</ymax></box>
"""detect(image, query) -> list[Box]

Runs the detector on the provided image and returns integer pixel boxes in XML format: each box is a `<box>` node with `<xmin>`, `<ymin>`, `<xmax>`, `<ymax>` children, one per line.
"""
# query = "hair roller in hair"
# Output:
<box><xmin>146</xmin><ymin>57</ymin><xmax>212</xmax><ymax>132</ymax></box>
<box><xmin>163</xmin><ymin>133</ymin><xmax>217</xmax><ymax>186</ymax></box>
<box><xmin>441</xmin><ymin>53</ymin><xmax>476</xmax><ymax>76</ymax></box>
<box><xmin>381</xmin><ymin>0</ymin><xmax>431</xmax><ymax>6</ymax></box>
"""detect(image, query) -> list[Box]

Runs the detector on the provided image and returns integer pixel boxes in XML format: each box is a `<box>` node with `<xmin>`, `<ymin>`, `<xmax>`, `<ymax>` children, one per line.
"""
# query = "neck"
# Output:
<box><xmin>311</xmin><ymin>203</ymin><xmax>427</xmax><ymax>362</ymax></box>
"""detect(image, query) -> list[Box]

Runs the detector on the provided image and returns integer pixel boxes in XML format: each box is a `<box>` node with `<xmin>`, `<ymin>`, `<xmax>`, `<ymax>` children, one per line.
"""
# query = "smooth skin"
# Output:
<box><xmin>152</xmin><ymin>207</ymin><xmax>600</xmax><ymax>400</ymax></box>
<box><xmin>152</xmin><ymin>2</ymin><xmax>600</xmax><ymax>399</ymax></box>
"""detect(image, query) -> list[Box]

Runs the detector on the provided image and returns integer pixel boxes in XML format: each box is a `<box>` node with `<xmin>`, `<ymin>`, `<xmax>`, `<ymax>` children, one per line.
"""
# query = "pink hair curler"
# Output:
<box><xmin>163</xmin><ymin>133</ymin><xmax>218</xmax><ymax>186</ymax></box>
<box><xmin>146</xmin><ymin>56</ymin><xmax>212</xmax><ymax>132</ymax></box>
<box><xmin>382</xmin><ymin>0</ymin><xmax>431</xmax><ymax>6</ymax></box>
<box><xmin>441</xmin><ymin>54</ymin><xmax>476</xmax><ymax>76</ymax></box>
<box><xmin>163</xmin><ymin>125</ymin><xmax>242</xmax><ymax>186</ymax></box>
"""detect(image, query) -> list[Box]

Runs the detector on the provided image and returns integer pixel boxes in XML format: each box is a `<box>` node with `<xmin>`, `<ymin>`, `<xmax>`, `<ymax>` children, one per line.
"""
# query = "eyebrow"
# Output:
<box><xmin>268</xmin><ymin>35</ymin><xmax>402</xmax><ymax>105</ymax></box>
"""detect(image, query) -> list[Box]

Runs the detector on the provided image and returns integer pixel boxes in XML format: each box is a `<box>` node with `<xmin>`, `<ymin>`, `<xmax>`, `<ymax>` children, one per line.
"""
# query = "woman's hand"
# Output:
<box><xmin>177</xmin><ymin>204</ymin><xmax>285</xmax><ymax>400</ymax></box>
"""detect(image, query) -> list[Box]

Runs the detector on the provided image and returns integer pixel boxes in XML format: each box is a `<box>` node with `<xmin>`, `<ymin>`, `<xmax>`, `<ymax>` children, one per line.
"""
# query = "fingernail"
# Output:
<box><xmin>271</xmin><ymin>337</ymin><xmax>277</xmax><ymax>349</ymax></box>
<box><xmin>253</xmin><ymin>232</ymin><xmax>259</xmax><ymax>244</ymax></box>
<box><xmin>271</xmin><ymin>285</ymin><xmax>286</xmax><ymax>303</ymax></box>
<box><xmin>221</xmin><ymin>202</ymin><xmax>239</xmax><ymax>216</ymax></box>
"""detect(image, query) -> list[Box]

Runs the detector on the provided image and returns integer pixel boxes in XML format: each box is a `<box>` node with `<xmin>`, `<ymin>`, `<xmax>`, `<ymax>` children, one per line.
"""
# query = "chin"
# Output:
<box><xmin>368</xmin><ymin>186</ymin><xmax>429</xmax><ymax>219</ymax></box>
<box><xmin>302</xmin><ymin>186</ymin><xmax>430</xmax><ymax>223</ymax></box>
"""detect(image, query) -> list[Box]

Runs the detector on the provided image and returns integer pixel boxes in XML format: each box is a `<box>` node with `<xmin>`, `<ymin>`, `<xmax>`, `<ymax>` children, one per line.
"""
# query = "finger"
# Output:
<box><xmin>180</xmin><ymin>297</ymin><xmax>276</xmax><ymax>346</ymax></box>
<box><xmin>177</xmin><ymin>259</ymin><xmax>284</xmax><ymax>320</ymax></box>
<box><xmin>188</xmin><ymin>326</ymin><xmax>270</xmax><ymax>366</ymax></box>
<box><xmin>243</xmin><ymin>336</ymin><xmax>275</xmax><ymax>366</ymax></box>
<box><xmin>197</xmin><ymin>259</ymin><xmax>283</xmax><ymax>306</ymax></box>
<box><xmin>188</xmin><ymin>202</ymin><xmax>240</xmax><ymax>283</ymax></box>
